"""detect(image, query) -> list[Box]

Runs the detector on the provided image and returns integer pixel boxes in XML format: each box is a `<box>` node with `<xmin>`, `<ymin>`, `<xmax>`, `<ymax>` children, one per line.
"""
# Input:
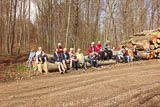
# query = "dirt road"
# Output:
<box><xmin>1</xmin><ymin>61</ymin><xmax>160</xmax><ymax>107</ymax></box>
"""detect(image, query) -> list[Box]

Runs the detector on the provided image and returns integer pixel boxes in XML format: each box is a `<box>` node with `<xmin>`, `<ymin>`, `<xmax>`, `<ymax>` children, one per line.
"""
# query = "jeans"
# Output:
<box><xmin>88</xmin><ymin>59</ymin><xmax>98</xmax><ymax>67</ymax></box>
<box><xmin>125</xmin><ymin>56</ymin><xmax>130</xmax><ymax>63</ymax></box>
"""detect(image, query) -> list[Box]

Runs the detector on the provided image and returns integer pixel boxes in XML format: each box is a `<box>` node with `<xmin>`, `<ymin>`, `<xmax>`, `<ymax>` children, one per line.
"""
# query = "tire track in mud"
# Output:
<box><xmin>90</xmin><ymin>82</ymin><xmax>160</xmax><ymax>107</ymax></box>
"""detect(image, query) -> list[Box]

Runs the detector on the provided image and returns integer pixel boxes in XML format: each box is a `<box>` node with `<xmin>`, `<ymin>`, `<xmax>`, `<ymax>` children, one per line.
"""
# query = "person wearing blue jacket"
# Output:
<box><xmin>27</xmin><ymin>49</ymin><xmax>36</xmax><ymax>67</ymax></box>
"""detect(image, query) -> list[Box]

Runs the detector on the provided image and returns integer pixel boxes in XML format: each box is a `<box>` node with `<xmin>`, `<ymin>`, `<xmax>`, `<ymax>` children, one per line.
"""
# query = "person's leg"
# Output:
<box><xmin>93</xmin><ymin>60</ymin><xmax>96</xmax><ymax>67</ymax></box>
<box><xmin>98</xmin><ymin>53</ymin><xmax>101</xmax><ymax>61</ymax></box>
<box><xmin>94</xmin><ymin>60</ymin><xmax>98</xmax><ymax>67</ymax></box>
<box><xmin>102</xmin><ymin>52</ymin><xmax>105</xmax><ymax>61</ymax></box>
<box><xmin>130</xmin><ymin>56</ymin><xmax>132</xmax><ymax>62</ymax></box>
<box><xmin>70</xmin><ymin>60</ymin><xmax>73</xmax><ymax>68</ymax></box>
<box><xmin>75</xmin><ymin>61</ymin><xmax>78</xmax><ymax>70</ymax></box>
<box><xmin>125</xmin><ymin>56</ymin><xmax>129</xmax><ymax>63</ymax></box>
<box><xmin>72</xmin><ymin>61</ymin><xmax>75</xmax><ymax>70</ymax></box>
<box><xmin>121</xmin><ymin>56</ymin><xmax>125</xmax><ymax>63</ymax></box>
<box><xmin>55</xmin><ymin>62</ymin><xmax>63</xmax><ymax>73</ymax></box>
<box><xmin>37</xmin><ymin>63</ymin><xmax>43</xmax><ymax>73</ymax></box>
<box><xmin>60</xmin><ymin>62</ymin><xmax>66</xmax><ymax>72</ymax></box>
<box><xmin>127</xmin><ymin>56</ymin><xmax>130</xmax><ymax>62</ymax></box>
<box><xmin>62</xmin><ymin>60</ymin><xmax>67</xmax><ymax>70</ymax></box>
<box><xmin>43</xmin><ymin>62</ymin><xmax>48</xmax><ymax>74</ymax></box>
<box><xmin>115</xmin><ymin>55</ymin><xmax>119</xmax><ymax>63</ymax></box>
<box><xmin>90</xmin><ymin>60</ymin><xmax>93</xmax><ymax>66</ymax></box>
<box><xmin>83</xmin><ymin>62</ymin><xmax>87</xmax><ymax>70</ymax></box>
<box><xmin>100</xmin><ymin>52</ymin><xmax>103</xmax><ymax>61</ymax></box>
<box><xmin>109</xmin><ymin>51</ymin><xmax>113</xmax><ymax>59</ymax></box>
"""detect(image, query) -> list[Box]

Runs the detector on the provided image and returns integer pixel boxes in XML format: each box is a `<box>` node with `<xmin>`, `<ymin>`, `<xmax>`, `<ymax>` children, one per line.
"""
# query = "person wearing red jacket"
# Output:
<box><xmin>88</xmin><ymin>42</ymin><xmax>95</xmax><ymax>55</ymax></box>
<box><xmin>96</xmin><ymin>41</ymin><xmax>105</xmax><ymax>61</ymax></box>
<box><xmin>57</xmin><ymin>43</ymin><xmax>63</xmax><ymax>53</ymax></box>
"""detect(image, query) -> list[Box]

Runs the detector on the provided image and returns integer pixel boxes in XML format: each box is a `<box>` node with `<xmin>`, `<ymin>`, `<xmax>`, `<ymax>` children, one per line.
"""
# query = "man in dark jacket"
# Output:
<box><xmin>53</xmin><ymin>49</ymin><xmax>66</xmax><ymax>74</ymax></box>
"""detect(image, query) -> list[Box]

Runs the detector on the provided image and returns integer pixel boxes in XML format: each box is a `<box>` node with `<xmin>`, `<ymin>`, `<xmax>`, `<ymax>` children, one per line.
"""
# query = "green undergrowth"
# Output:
<box><xmin>17</xmin><ymin>65</ymin><xmax>33</xmax><ymax>71</ymax></box>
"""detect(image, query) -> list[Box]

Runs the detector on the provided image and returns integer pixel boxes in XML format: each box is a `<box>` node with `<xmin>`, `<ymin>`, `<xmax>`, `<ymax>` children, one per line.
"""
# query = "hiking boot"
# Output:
<box><xmin>60</xmin><ymin>71</ymin><xmax>64</xmax><ymax>74</ymax></box>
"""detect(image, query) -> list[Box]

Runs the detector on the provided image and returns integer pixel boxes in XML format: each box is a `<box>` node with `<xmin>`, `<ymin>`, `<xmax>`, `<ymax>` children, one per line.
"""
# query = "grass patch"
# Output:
<box><xmin>17</xmin><ymin>65</ymin><xmax>32</xmax><ymax>71</ymax></box>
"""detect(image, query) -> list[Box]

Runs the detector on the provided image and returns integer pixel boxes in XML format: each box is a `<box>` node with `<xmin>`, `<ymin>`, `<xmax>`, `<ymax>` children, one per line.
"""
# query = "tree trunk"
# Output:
<box><xmin>65</xmin><ymin>0</ymin><xmax>72</xmax><ymax>48</ymax></box>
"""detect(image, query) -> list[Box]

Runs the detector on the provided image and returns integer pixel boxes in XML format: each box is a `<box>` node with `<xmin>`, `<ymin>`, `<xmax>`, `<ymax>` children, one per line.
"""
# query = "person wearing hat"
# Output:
<box><xmin>88</xmin><ymin>42</ymin><xmax>96</xmax><ymax>55</ymax></box>
<box><xmin>57</xmin><ymin>43</ymin><xmax>63</xmax><ymax>53</ymax></box>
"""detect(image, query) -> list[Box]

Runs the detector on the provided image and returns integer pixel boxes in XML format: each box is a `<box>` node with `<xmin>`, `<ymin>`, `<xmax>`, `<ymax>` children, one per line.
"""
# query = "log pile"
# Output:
<box><xmin>122</xmin><ymin>28</ymin><xmax>160</xmax><ymax>59</ymax></box>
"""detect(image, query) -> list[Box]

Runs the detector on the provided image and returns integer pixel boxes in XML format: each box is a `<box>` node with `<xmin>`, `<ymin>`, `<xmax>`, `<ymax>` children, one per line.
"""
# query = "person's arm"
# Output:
<box><xmin>54</xmin><ymin>53</ymin><xmax>58</xmax><ymax>62</ymax></box>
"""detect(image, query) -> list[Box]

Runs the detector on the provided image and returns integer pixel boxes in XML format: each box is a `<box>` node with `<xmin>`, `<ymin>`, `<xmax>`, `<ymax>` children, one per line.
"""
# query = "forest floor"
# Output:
<box><xmin>0</xmin><ymin>56</ymin><xmax>160</xmax><ymax>107</ymax></box>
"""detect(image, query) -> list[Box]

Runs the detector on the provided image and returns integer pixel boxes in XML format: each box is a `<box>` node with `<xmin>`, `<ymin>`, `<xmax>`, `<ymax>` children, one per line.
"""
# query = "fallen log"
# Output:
<box><xmin>137</xmin><ymin>51</ymin><xmax>150</xmax><ymax>60</ymax></box>
<box><xmin>45</xmin><ymin>60</ymin><xmax>116</xmax><ymax>72</ymax></box>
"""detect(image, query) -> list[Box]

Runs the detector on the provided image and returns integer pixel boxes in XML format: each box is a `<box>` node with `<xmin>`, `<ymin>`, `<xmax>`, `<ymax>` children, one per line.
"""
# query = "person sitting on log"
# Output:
<box><xmin>103</xmin><ymin>40</ymin><xmax>112</xmax><ymax>60</ymax></box>
<box><xmin>128</xmin><ymin>48</ymin><xmax>134</xmax><ymax>62</ymax></box>
<box><xmin>104</xmin><ymin>46</ymin><xmax>113</xmax><ymax>60</ymax></box>
<box><xmin>35</xmin><ymin>47</ymin><xmax>48</xmax><ymax>73</ymax></box>
<box><xmin>96</xmin><ymin>41</ymin><xmax>105</xmax><ymax>61</ymax></box>
<box><xmin>111</xmin><ymin>47</ymin><xmax>117</xmax><ymax>60</ymax></box>
<box><xmin>117</xmin><ymin>47</ymin><xmax>125</xmax><ymax>63</ymax></box>
<box><xmin>88</xmin><ymin>42</ymin><xmax>96</xmax><ymax>55</ymax></box>
<box><xmin>88</xmin><ymin>52</ymin><xmax>98</xmax><ymax>68</ymax></box>
<box><xmin>27</xmin><ymin>48</ymin><xmax>36</xmax><ymax>67</ymax></box>
<box><xmin>69</xmin><ymin>48</ymin><xmax>79</xmax><ymax>70</ymax></box>
<box><xmin>53</xmin><ymin>49</ymin><xmax>66</xmax><ymax>74</ymax></box>
<box><xmin>123</xmin><ymin>46</ymin><xmax>131</xmax><ymax>63</ymax></box>
<box><xmin>57</xmin><ymin>43</ymin><xmax>63</xmax><ymax>53</ymax></box>
<box><xmin>133</xmin><ymin>45</ymin><xmax>139</xmax><ymax>61</ymax></box>
<box><xmin>62</xmin><ymin>48</ymin><xmax>70</xmax><ymax>70</ymax></box>
<box><xmin>36</xmin><ymin>47</ymin><xmax>47</xmax><ymax>64</ymax></box>
<box><xmin>76</xmin><ymin>48</ymin><xmax>87</xmax><ymax>70</ymax></box>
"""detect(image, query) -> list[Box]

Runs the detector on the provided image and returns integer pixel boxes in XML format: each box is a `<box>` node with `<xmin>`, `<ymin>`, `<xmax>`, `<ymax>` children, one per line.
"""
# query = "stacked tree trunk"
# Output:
<box><xmin>122</xmin><ymin>28</ymin><xmax>160</xmax><ymax>59</ymax></box>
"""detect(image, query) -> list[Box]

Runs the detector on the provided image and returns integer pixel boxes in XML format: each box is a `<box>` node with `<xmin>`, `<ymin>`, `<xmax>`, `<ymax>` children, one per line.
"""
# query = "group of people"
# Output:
<box><xmin>27</xmin><ymin>43</ymin><xmax>87</xmax><ymax>74</ymax></box>
<box><xmin>51</xmin><ymin>43</ymin><xmax>87</xmax><ymax>74</ymax></box>
<box><xmin>117</xmin><ymin>45</ymin><xmax>138</xmax><ymax>63</ymax></box>
<box><xmin>27</xmin><ymin>41</ymin><xmax>139</xmax><ymax>74</ymax></box>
